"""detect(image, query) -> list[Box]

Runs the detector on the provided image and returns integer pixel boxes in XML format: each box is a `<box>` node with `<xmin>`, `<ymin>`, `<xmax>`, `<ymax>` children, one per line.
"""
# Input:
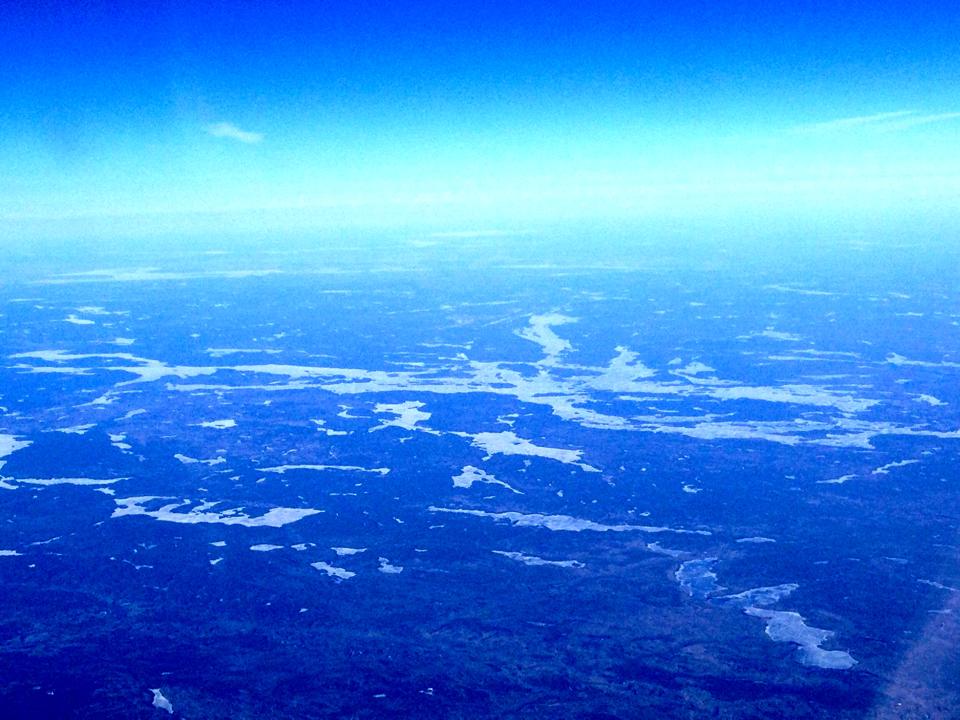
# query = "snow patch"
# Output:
<box><xmin>452</xmin><ymin>465</ymin><xmax>522</xmax><ymax>493</ymax></box>
<box><xmin>331</xmin><ymin>547</ymin><xmax>367</xmax><ymax>556</ymax></box>
<box><xmin>429</xmin><ymin>507</ymin><xmax>709</xmax><ymax>535</ymax></box>
<box><xmin>745</xmin><ymin>608</ymin><xmax>857</xmax><ymax>669</ymax></box>
<box><xmin>311</xmin><ymin>561</ymin><xmax>355</xmax><ymax>580</ymax></box>
<box><xmin>194</xmin><ymin>419</ymin><xmax>236</xmax><ymax>429</ymax></box>
<box><xmin>370</xmin><ymin>401</ymin><xmax>435</xmax><ymax>433</ymax></box>
<box><xmin>817</xmin><ymin>474</ymin><xmax>855</xmax><ymax>485</ymax></box>
<box><xmin>112</xmin><ymin>496</ymin><xmax>321</xmax><ymax>527</ymax></box>
<box><xmin>454</xmin><ymin>431</ymin><xmax>599</xmax><ymax>472</ymax></box>
<box><xmin>378</xmin><ymin>557</ymin><xmax>404</xmax><ymax>574</ymax></box>
<box><xmin>492</xmin><ymin>550</ymin><xmax>583</xmax><ymax>568</ymax></box>
<box><xmin>516</xmin><ymin>313</ymin><xmax>577</xmax><ymax>363</ymax></box>
<box><xmin>150</xmin><ymin>688</ymin><xmax>173</xmax><ymax>714</ymax></box>
<box><xmin>872</xmin><ymin>459</ymin><xmax>919</xmax><ymax>475</ymax></box>
<box><xmin>260</xmin><ymin>464</ymin><xmax>389</xmax><ymax>475</ymax></box>
<box><xmin>54</xmin><ymin>423</ymin><xmax>96</xmax><ymax>435</ymax></box>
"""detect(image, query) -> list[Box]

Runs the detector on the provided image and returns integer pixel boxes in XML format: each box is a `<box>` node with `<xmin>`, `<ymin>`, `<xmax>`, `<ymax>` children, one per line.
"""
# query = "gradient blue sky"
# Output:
<box><xmin>2</xmin><ymin>1</ymin><xmax>958</xmax><ymax>235</ymax></box>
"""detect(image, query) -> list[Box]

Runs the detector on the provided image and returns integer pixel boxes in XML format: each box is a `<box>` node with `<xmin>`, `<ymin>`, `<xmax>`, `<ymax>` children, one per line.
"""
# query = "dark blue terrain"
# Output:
<box><xmin>1</xmin><ymin>230</ymin><xmax>958</xmax><ymax>718</ymax></box>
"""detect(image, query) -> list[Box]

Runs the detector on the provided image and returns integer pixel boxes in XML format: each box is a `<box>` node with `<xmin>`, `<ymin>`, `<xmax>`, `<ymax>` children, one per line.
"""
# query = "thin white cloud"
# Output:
<box><xmin>793</xmin><ymin>110</ymin><xmax>960</xmax><ymax>134</ymax></box>
<box><xmin>875</xmin><ymin>111</ymin><xmax>960</xmax><ymax>132</ymax></box>
<box><xmin>793</xmin><ymin>111</ymin><xmax>915</xmax><ymax>134</ymax></box>
<box><xmin>205</xmin><ymin>121</ymin><xmax>263</xmax><ymax>144</ymax></box>
<box><xmin>428</xmin><ymin>230</ymin><xmax>527</xmax><ymax>238</ymax></box>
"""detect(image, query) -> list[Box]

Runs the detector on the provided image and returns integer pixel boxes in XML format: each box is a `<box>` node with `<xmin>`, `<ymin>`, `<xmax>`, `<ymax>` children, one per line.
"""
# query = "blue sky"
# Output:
<box><xmin>2</xmin><ymin>1</ymin><xmax>958</xmax><ymax>235</ymax></box>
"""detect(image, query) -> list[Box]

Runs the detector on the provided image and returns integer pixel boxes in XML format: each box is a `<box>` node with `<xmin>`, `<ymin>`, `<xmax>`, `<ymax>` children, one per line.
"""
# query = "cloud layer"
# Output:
<box><xmin>794</xmin><ymin>110</ymin><xmax>960</xmax><ymax>134</ymax></box>
<box><xmin>205</xmin><ymin>121</ymin><xmax>263</xmax><ymax>144</ymax></box>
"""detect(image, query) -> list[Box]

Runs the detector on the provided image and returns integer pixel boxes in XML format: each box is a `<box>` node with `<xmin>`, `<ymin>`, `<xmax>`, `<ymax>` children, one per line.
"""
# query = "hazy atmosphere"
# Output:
<box><xmin>2</xmin><ymin>3</ymin><xmax>958</xmax><ymax>719</ymax></box>
<box><xmin>2</xmin><ymin>1</ymin><xmax>959</xmax><ymax>237</ymax></box>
